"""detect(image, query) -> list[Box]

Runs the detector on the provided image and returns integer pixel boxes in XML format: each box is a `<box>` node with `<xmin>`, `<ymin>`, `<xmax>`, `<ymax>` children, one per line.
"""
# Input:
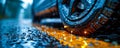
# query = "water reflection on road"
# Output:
<box><xmin>34</xmin><ymin>24</ymin><xmax>120</xmax><ymax>48</ymax></box>
<box><xmin>0</xmin><ymin>19</ymin><xmax>67</xmax><ymax>48</ymax></box>
<box><xmin>0</xmin><ymin>19</ymin><xmax>120</xmax><ymax>48</ymax></box>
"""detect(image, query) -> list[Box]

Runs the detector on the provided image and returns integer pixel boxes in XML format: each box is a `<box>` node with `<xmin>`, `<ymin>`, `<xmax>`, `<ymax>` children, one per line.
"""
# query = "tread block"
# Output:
<box><xmin>107</xmin><ymin>0</ymin><xmax>119</xmax><ymax>9</ymax></box>
<box><xmin>98</xmin><ymin>14</ymin><xmax>108</xmax><ymax>24</ymax></box>
<box><xmin>92</xmin><ymin>21</ymin><xmax>102</xmax><ymax>29</ymax></box>
<box><xmin>102</xmin><ymin>7</ymin><xmax>113</xmax><ymax>17</ymax></box>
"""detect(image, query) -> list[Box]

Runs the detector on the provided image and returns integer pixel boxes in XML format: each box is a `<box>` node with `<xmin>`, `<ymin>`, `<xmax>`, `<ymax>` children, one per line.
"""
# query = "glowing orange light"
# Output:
<box><xmin>84</xmin><ymin>31</ymin><xmax>87</xmax><ymax>34</ymax></box>
<box><xmin>64</xmin><ymin>25</ymin><xmax>68</xmax><ymax>28</ymax></box>
<box><xmin>71</xmin><ymin>31</ymin><xmax>73</xmax><ymax>33</ymax></box>
<box><xmin>70</xmin><ymin>39</ymin><xmax>73</xmax><ymax>42</ymax></box>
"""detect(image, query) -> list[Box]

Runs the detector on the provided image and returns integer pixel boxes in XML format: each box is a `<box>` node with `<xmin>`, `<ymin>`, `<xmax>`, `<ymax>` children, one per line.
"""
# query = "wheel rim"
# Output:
<box><xmin>58</xmin><ymin>0</ymin><xmax>105</xmax><ymax>26</ymax></box>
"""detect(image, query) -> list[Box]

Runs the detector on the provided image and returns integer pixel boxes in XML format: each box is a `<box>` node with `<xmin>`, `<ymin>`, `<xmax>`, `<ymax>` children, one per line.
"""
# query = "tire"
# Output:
<box><xmin>58</xmin><ymin>0</ymin><xmax>120</xmax><ymax>36</ymax></box>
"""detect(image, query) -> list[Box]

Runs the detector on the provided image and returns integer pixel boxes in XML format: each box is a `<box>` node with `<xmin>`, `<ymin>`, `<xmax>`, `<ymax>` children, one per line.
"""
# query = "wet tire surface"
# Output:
<box><xmin>58</xmin><ymin>0</ymin><xmax>120</xmax><ymax>36</ymax></box>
